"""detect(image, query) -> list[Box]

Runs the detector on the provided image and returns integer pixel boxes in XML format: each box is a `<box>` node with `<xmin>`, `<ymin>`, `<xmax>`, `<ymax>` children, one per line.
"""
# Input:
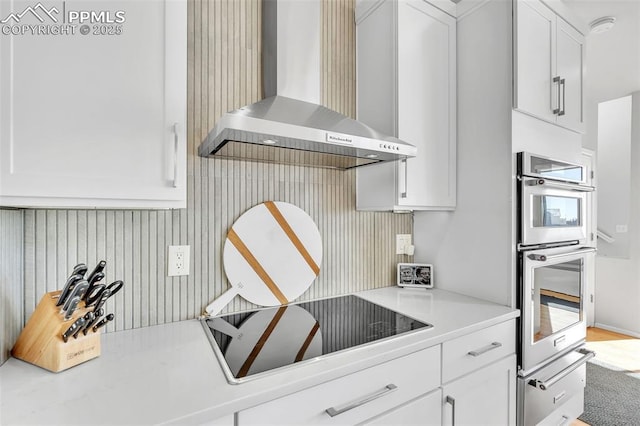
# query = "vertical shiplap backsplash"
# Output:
<box><xmin>20</xmin><ymin>0</ymin><xmax>412</xmax><ymax>334</ymax></box>
<box><xmin>1</xmin><ymin>209</ymin><xmax>24</xmax><ymax>365</ymax></box>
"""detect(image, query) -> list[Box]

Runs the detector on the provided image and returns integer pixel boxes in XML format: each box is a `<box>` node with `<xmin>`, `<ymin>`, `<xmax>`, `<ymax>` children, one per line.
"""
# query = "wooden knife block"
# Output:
<box><xmin>12</xmin><ymin>290</ymin><xmax>101</xmax><ymax>372</ymax></box>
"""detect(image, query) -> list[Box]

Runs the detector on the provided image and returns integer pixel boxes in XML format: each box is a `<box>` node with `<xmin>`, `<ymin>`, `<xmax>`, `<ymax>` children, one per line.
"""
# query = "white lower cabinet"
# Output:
<box><xmin>237</xmin><ymin>319</ymin><xmax>516</xmax><ymax>426</ymax></box>
<box><xmin>237</xmin><ymin>346</ymin><xmax>441</xmax><ymax>425</ymax></box>
<box><xmin>442</xmin><ymin>355</ymin><xmax>517</xmax><ymax>426</ymax></box>
<box><xmin>363</xmin><ymin>389</ymin><xmax>442</xmax><ymax>426</ymax></box>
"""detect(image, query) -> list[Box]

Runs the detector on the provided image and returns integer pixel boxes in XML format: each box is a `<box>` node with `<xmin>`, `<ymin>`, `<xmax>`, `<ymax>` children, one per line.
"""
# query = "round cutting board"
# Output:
<box><xmin>205</xmin><ymin>201</ymin><xmax>322</xmax><ymax>316</ymax></box>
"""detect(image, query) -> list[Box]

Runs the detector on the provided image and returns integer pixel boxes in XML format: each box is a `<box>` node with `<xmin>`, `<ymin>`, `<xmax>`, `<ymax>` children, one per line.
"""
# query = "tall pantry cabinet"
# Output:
<box><xmin>355</xmin><ymin>0</ymin><xmax>456</xmax><ymax>211</ymax></box>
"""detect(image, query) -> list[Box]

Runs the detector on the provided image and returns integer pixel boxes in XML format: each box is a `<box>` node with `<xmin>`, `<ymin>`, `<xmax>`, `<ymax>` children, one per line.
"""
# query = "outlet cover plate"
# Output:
<box><xmin>168</xmin><ymin>245</ymin><xmax>190</xmax><ymax>277</ymax></box>
<box><xmin>396</xmin><ymin>234</ymin><xmax>412</xmax><ymax>255</ymax></box>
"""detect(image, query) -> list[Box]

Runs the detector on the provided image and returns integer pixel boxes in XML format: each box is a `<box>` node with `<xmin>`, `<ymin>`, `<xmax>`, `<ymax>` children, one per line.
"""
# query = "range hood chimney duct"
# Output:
<box><xmin>197</xmin><ymin>0</ymin><xmax>416</xmax><ymax>170</ymax></box>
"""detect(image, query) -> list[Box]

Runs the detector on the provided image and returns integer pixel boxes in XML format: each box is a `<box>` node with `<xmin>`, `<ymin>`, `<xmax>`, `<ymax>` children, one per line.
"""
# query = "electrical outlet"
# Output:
<box><xmin>168</xmin><ymin>245</ymin><xmax>190</xmax><ymax>277</ymax></box>
<box><xmin>615</xmin><ymin>224</ymin><xmax>628</xmax><ymax>233</ymax></box>
<box><xmin>396</xmin><ymin>234</ymin><xmax>412</xmax><ymax>255</ymax></box>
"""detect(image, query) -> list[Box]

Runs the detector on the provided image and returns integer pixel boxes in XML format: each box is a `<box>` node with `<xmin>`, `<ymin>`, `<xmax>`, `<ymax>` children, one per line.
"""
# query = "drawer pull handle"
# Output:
<box><xmin>325</xmin><ymin>384</ymin><xmax>398</xmax><ymax>417</ymax></box>
<box><xmin>529</xmin><ymin>348</ymin><xmax>595</xmax><ymax>390</ymax></box>
<box><xmin>468</xmin><ymin>342</ymin><xmax>502</xmax><ymax>357</ymax></box>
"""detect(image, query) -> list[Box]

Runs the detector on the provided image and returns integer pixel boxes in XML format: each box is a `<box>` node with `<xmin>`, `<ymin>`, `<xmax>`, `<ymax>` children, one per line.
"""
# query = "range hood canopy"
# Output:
<box><xmin>197</xmin><ymin>0</ymin><xmax>416</xmax><ymax>170</ymax></box>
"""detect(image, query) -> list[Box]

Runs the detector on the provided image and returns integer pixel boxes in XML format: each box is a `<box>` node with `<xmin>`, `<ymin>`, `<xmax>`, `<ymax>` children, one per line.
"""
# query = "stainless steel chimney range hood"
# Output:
<box><xmin>197</xmin><ymin>0</ymin><xmax>416</xmax><ymax>170</ymax></box>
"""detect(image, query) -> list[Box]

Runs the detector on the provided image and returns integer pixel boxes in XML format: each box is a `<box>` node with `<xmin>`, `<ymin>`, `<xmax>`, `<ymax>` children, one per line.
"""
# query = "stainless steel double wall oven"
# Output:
<box><xmin>516</xmin><ymin>152</ymin><xmax>596</xmax><ymax>425</ymax></box>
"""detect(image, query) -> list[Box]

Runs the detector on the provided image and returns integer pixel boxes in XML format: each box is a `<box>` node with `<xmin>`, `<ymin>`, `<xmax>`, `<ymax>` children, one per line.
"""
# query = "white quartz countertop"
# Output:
<box><xmin>0</xmin><ymin>287</ymin><xmax>518</xmax><ymax>425</ymax></box>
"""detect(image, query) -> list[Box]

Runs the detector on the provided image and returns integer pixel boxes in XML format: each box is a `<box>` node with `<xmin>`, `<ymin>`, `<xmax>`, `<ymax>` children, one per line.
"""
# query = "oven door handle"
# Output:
<box><xmin>527</xmin><ymin>247</ymin><xmax>596</xmax><ymax>262</ymax></box>
<box><xmin>525</xmin><ymin>178</ymin><xmax>594</xmax><ymax>193</ymax></box>
<box><xmin>528</xmin><ymin>348</ymin><xmax>596</xmax><ymax>390</ymax></box>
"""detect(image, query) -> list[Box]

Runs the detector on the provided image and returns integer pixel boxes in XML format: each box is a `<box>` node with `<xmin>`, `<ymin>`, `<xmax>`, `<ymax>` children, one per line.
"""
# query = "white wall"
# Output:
<box><xmin>414</xmin><ymin>0</ymin><xmax>515</xmax><ymax>308</ymax></box>
<box><xmin>594</xmin><ymin>92</ymin><xmax>640</xmax><ymax>337</ymax></box>
<box><xmin>596</xmin><ymin>96</ymin><xmax>632</xmax><ymax>258</ymax></box>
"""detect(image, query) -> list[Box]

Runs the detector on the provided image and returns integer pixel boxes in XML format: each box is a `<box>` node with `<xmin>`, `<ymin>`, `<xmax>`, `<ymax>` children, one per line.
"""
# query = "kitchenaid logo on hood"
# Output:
<box><xmin>326</xmin><ymin>133</ymin><xmax>353</xmax><ymax>144</ymax></box>
<box><xmin>1</xmin><ymin>1</ymin><xmax>126</xmax><ymax>36</ymax></box>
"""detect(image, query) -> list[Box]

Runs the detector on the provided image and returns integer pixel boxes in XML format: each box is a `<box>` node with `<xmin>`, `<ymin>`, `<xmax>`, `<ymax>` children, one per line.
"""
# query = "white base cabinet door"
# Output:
<box><xmin>355</xmin><ymin>0</ymin><xmax>456</xmax><ymax>211</ymax></box>
<box><xmin>442</xmin><ymin>355</ymin><xmax>517</xmax><ymax>426</ymax></box>
<box><xmin>0</xmin><ymin>0</ymin><xmax>187</xmax><ymax>209</ymax></box>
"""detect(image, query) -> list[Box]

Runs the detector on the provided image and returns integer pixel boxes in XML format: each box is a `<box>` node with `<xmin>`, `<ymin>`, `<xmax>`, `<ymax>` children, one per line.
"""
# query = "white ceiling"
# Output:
<box><xmin>562</xmin><ymin>0</ymin><xmax>640</xmax><ymax>103</ymax></box>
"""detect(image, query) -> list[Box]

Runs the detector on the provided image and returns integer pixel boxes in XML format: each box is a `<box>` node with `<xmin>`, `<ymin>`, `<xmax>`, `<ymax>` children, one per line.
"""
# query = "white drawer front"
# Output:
<box><xmin>442</xmin><ymin>320</ymin><xmax>515</xmax><ymax>383</ymax></box>
<box><xmin>238</xmin><ymin>346</ymin><xmax>441</xmax><ymax>425</ymax></box>
<box><xmin>363</xmin><ymin>388</ymin><xmax>442</xmax><ymax>426</ymax></box>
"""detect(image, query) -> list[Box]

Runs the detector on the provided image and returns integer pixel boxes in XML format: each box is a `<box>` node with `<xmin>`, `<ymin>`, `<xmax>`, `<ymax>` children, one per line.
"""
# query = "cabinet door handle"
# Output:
<box><xmin>325</xmin><ymin>384</ymin><xmax>397</xmax><ymax>417</ymax></box>
<box><xmin>400</xmin><ymin>159</ymin><xmax>408</xmax><ymax>198</ymax></box>
<box><xmin>467</xmin><ymin>341</ymin><xmax>502</xmax><ymax>357</ymax></box>
<box><xmin>446</xmin><ymin>395</ymin><xmax>456</xmax><ymax>425</ymax></box>
<box><xmin>172</xmin><ymin>122</ymin><xmax>180</xmax><ymax>188</ymax></box>
<box><xmin>559</xmin><ymin>78</ymin><xmax>566</xmax><ymax>116</ymax></box>
<box><xmin>552</xmin><ymin>76</ymin><xmax>561</xmax><ymax>115</ymax></box>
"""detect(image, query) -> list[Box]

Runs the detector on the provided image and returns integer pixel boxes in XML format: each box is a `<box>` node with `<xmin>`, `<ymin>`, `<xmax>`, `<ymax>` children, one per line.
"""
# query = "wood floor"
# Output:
<box><xmin>571</xmin><ymin>327</ymin><xmax>640</xmax><ymax>426</ymax></box>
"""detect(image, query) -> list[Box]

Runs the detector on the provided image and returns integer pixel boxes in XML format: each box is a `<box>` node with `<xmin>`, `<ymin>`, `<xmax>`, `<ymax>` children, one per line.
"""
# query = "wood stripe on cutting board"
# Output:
<box><xmin>237</xmin><ymin>306</ymin><xmax>288</xmax><ymax>378</ymax></box>
<box><xmin>264</xmin><ymin>201</ymin><xmax>321</xmax><ymax>276</ymax></box>
<box><xmin>294</xmin><ymin>321</ymin><xmax>321</xmax><ymax>362</ymax></box>
<box><xmin>227</xmin><ymin>228</ymin><xmax>289</xmax><ymax>305</ymax></box>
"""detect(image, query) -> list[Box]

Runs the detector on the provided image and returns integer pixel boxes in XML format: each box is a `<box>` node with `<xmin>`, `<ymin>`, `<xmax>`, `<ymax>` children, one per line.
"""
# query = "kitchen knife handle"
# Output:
<box><xmin>63</xmin><ymin>296</ymin><xmax>81</xmax><ymax>321</ymax></box>
<box><xmin>74</xmin><ymin>313</ymin><xmax>94</xmax><ymax>339</ymax></box>
<box><xmin>62</xmin><ymin>317</ymin><xmax>86</xmax><ymax>343</ymax></box>
<box><xmin>93</xmin><ymin>313</ymin><xmax>115</xmax><ymax>332</ymax></box>
<box><xmin>83</xmin><ymin>308</ymin><xmax>104</xmax><ymax>335</ymax></box>
<box><xmin>56</xmin><ymin>274</ymin><xmax>83</xmax><ymax>307</ymax></box>
<box><xmin>71</xmin><ymin>263</ymin><xmax>88</xmax><ymax>278</ymax></box>
<box><xmin>86</xmin><ymin>260</ymin><xmax>106</xmax><ymax>286</ymax></box>
<box><xmin>325</xmin><ymin>384</ymin><xmax>397</xmax><ymax>417</ymax></box>
<box><xmin>173</xmin><ymin>122</ymin><xmax>179</xmax><ymax>188</ymax></box>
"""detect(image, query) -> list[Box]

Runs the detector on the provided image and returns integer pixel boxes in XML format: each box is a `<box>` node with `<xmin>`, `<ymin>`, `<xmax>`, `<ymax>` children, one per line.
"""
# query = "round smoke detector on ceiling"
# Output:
<box><xmin>590</xmin><ymin>16</ymin><xmax>616</xmax><ymax>34</ymax></box>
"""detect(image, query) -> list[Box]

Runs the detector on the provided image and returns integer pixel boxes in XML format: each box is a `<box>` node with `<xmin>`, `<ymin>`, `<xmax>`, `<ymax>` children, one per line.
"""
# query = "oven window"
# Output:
<box><xmin>530</xmin><ymin>155</ymin><xmax>583</xmax><ymax>182</ymax></box>
<box><xmin>532</xmin><ymin>195</ymin><xmax>581</xmax><ymax>227</ymax></box>
<box><xmin>532</xmin><ymin>259</ymin><xmax>582</xmax><ymax>342</ymax></box>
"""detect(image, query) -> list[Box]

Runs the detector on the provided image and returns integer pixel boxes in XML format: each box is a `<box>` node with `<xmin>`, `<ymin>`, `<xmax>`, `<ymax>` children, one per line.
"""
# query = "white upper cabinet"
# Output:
<box><xmin>0</xmin><ymin>0</ymin><xmax>187</xmax><ymax>209</ymax></box>
<box><xmin>355</xmin><ymin>0</ymin><xmax>456</xmax><ymax>211</ymax></box>
<box><xmin>514</xmin><ymin>0</ymin><xmax>585</xmax><ymax>133</ymax></box>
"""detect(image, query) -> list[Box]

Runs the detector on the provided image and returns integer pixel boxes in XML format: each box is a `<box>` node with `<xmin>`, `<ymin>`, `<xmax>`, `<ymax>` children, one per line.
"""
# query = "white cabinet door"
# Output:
<box><xmin>556</xmin><ymin>17</ymin><xmax>585</xmax><ymax>133</ymax></box>
<box><xmin>363</xmin><ymin>389</ymin><xmax>442</xmax><ymax>425</ymax></box>
<box><xmin>441</xmin><ymin>355</ymin><xmax>517</xmax><ymax>426</ymax></box>
<box><xmin>397</xmin><ymin>0</ymin><xmax>456</xmax><ymax>209</ymax></box>
<box><xmin>514</xmin><ymin>0</ymin><xmax>556</xmax><ymax>124</ymax></box>
<box><xmin>356</xmin><ymin>0</ymin><xmax>456</xmax><ymax>211</ymax></box>
<box><xmin>0</xmin><ymin>0</ymin><xmax>186</xmax><ymax>209</ymax></box>
<box><xmin>514</xmin><ymin>0</ymin><xmax>585</xmax><ymax>134</ymax></box>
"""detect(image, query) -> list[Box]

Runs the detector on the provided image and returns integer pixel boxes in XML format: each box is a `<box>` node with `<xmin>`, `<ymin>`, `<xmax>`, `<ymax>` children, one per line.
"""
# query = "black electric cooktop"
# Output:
<box><xmin>202</xmin><ymin>295</ymin><xmax>432</xmax><ymax>383</ymax></box>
